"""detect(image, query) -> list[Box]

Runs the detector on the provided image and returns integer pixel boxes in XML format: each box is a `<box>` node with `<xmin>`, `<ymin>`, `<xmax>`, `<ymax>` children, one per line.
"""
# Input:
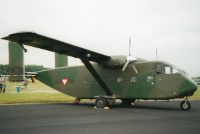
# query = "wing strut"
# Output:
<box><xmin>80</xmin><ymin>57</ymin><xmax>113</xmax><ymax>96</ymax></box>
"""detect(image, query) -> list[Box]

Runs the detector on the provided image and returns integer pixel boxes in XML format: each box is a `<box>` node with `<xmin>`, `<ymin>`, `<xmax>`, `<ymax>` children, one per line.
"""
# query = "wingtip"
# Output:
<box><xmin>1</xmin><ymin>31</ymin><xmax>36</xmax><ymax>40</ymax></box>
<box><xmin>1</xmin><ymin>36</ymin><xmax>8</xmax><ymax>40</ymax></box>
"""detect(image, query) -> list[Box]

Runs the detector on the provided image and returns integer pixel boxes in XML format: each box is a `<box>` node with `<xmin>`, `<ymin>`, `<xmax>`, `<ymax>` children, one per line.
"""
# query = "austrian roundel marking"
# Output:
<box><xmin>61</xmin><ymin>78</ymin><xmax>69</xmax><ymax>86</ymax></box>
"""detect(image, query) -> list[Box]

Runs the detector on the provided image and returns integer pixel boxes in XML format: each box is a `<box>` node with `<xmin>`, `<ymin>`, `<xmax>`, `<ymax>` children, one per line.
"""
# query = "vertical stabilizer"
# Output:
<box><xmin>9</xmin><ymin>42</ymin><xmax>25</xmax><ymax>81</ymax></box>
<box><xmin>55</xmin><ymin>53</ymin><xmax>68</xmax><ymax>68</ymax></box>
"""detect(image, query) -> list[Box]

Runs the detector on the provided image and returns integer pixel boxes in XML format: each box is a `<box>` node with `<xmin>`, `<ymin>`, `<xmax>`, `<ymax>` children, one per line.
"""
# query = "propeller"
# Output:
<box><xmin>122</xmin><ymin>37</ymin><xmax>138</xmax><ymax>72</ymax></box>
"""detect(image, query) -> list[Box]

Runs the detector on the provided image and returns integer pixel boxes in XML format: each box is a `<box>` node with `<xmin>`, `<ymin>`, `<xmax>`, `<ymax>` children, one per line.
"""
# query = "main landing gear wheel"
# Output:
<box><xmin>95</xmin><ymin>97</ymin><xmax>108</xmax><ymax>108</ymax></box>
<box><xmin>180</xmin><ymin>99</ymin><xmax>191</xmax><ymax>111</ymax></box>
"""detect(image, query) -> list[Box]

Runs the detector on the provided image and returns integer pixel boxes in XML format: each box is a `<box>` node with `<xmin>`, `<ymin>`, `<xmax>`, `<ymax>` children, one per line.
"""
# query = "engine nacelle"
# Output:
<box><xmin>100</xmin><ymin>56</ymin><xmax>127</xmax><ymax>69</ymax></box>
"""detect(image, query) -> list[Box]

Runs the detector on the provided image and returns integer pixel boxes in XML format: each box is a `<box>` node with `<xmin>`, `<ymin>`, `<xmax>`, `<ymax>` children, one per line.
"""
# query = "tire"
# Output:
<box><xmin>180</xmin><ymin>100</ymin><xmax>191</xmax><ymax>111</ymax></box>
<box><xmin>95</xmin><ymin>97</ymin><xmax>108</xmax><ymax>108</ymax></box>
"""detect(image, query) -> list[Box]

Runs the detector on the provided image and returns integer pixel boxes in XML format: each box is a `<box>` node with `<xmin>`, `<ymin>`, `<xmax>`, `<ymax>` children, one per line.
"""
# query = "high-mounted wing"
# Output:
<box><xmin>2</xmin><ymin>32</ymin><xmax>114</xmax><ymax>96</ymax></box>
<box><xmin>2</xmin><ymin>32</ymin><xmax>110</xmax><ymax>63</ymax></box>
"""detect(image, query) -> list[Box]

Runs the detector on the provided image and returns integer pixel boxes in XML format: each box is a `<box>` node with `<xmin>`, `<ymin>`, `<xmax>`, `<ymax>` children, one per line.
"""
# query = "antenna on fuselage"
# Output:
<box><xmin>129</xmin><ymin>37</ymin><xmax>131</xmax><ymax>56</ymax></box>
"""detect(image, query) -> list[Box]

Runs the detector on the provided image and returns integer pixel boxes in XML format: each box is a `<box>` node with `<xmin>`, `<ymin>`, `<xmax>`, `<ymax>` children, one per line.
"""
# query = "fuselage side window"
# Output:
<box><xmin>147</xmin><ymin>76</ymin><xmax>153</xmax><ymax>83</ymax></box>
<box><xmin>117</xmin><ymin>77</ymin><xmax>123</xmax><ymax>83</ymax></box>
<box><xmin>130</xmin><ymin>77</ymin><xmax>136</xmax><ymax>83</ymax></box>
<box><xmin>156</xmin><ymin>64</ymin><xmax>162</xmax><ymax>74</ymax></box>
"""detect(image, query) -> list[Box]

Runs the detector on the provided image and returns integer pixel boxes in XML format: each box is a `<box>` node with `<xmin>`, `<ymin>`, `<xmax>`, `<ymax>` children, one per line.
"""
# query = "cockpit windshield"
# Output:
<box><xmin>172</xmin><ymin>66</ymin><xmax>187</xmax><ymax>74</ymax></box>
<box><xmin>156</xmin><ymin>62</ymin><xmax>185</xmax><ymax>75</ymax></box>
<box><xmin>171</xmin><ymin>65</ymin><xmax>185</xmax><ymax>74</ymax></box>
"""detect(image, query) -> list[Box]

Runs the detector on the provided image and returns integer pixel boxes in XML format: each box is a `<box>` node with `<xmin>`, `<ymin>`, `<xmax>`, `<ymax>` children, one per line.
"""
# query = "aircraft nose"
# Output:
<box><xmin>186</xmin><ymin>77</ymin><xmax>198</xmax><ymax>95</ymax></box>
<box><xmin>180</xmin><ymin>73</ymin><xmax>198</xmax><ymax>97</ymax></box>
<box><xmin>190</xmin><ymin>80</ymin><xmax>198</xmax><ymax>92</ymax></box>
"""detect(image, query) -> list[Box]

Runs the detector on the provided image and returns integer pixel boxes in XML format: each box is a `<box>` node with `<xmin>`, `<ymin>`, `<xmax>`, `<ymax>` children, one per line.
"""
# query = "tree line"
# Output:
<box><xmin>0</xmin><ymin>64</ymin><xmax>50</xmax><ymax>75</ymax></box>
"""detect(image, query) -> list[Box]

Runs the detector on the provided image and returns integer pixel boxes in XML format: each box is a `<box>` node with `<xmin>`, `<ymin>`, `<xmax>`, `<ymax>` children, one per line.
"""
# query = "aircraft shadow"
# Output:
<box><xmin>55</xmin><ymin>101</ymin><xmax>181</xmax><ymax>111</ymax></box>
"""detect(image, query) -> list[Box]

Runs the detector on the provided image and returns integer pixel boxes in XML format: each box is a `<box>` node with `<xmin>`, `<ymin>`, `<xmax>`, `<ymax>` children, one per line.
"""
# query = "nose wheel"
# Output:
<box><xmin>180</xmin><ymin>98</ymin><xmax>191</xmax><ymax>111</ymax></box>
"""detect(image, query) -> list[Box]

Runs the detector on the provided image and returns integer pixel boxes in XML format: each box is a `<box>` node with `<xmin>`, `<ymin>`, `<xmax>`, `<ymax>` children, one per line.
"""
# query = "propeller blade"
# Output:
<box><xmin>122</xmin><ymin>56</ymin><xmax>138</xmax><ymax>71</ymax></box>
<box><xmin>122</xmin><ymin>61</ymin><xmax>130</xmax><ymax>71</ymax></box>
<box><xmin>132</xmin><ymin>64</ymin><xmax>138</xmax><ymax>74</ymax></box>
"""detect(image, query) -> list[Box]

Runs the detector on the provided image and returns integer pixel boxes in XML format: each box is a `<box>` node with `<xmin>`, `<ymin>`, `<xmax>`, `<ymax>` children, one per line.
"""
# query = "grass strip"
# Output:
<box><xmin>0</xmin><ymin>93</ymin><xmax>74</xmax><ymax>104</ymax></box>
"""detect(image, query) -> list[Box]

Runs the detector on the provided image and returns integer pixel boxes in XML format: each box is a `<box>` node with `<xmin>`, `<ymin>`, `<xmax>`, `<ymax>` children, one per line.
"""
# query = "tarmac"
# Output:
<box><xmin>0</xmin><ymin>100</ymin><xmax>200</xmax><ymax>134</ymax></box>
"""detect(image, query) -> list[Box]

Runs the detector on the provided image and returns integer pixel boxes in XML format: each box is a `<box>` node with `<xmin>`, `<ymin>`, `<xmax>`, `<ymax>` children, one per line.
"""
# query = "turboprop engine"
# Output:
<box><xmin>100</xmin><ymin>55</ymin><xmax>137</xmax><ymax>70</ymax></box>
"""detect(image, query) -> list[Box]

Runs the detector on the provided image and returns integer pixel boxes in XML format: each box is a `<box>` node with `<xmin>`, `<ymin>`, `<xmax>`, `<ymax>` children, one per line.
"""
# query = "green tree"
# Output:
<box><xmin>0</xmin><ymin>64</ymin><xmax>9</xmax><ymax>75</ymax></box>
<box><xmin>0</xmin><ymin>64</ymin><xmax>49</xmax><ymax>74</ymax></box>
<box><xmin>25</xmin><ymin>65</ymin><xmax>49</xmax><ymax>72</ymax></box>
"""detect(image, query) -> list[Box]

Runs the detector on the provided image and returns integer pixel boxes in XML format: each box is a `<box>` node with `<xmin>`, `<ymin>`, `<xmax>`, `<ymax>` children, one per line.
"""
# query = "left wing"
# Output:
<box><xmin>2</xmin><ymin>32</ymin><xmax>114</xmax><ymax>96</ymax></box>
<box><xmin>2</xmin><ymin>32</ymin><xmax>110</xmax><ymax>63</ymax></box>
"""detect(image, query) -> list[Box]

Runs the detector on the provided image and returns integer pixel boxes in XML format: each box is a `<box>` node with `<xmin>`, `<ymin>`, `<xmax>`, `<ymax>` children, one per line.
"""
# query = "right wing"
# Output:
<box><xmin>2</xmin><ymin>32</ymin><xmax>110</xmax><ymax>63</ymax></box>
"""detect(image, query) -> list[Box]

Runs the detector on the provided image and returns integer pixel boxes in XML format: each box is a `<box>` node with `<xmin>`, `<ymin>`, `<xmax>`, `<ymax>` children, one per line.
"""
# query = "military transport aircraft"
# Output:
<box><xmin>2</xmin><ymin>32</ymin><xmax>197</xmax><ymax>111</ymax></box>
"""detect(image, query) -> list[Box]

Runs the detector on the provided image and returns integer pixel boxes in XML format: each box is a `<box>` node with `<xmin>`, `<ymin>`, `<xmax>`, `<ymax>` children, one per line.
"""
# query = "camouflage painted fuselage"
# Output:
<box><xmin>36</xmin><ymin>60</ymin><xmax>197</xmax><ymax>100</ymax></box>
<box><xmin>3</xmin><ymin>33</ymin><xmax>197</xmax><ymax>101</ymax></box>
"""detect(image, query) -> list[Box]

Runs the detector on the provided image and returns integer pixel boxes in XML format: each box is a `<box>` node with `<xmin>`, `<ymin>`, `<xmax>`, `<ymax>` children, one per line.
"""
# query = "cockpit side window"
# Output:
<box><xmin>156</xmin><ymin>64</ymin><xmax>162</xmax><ymax>74</ymax></box>
<box><xmin>164</xmin><ymin>66</ymin><xmax>171</xmax><ymax>74</ymax></box>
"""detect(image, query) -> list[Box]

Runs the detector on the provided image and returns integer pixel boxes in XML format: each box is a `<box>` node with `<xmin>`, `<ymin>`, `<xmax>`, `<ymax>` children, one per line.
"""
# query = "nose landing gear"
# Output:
<box><xmin>180</xmin><ymin>98</ymin><xmax>191</xmax><ymax>111</ymax></box>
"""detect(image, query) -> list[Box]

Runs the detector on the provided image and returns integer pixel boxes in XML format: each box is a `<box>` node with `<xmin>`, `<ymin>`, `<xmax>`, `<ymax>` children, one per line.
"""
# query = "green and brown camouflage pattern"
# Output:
<box><xmin>2</xmin><ymin>32</ymin><xmax>197</xmax><ymax>101</ymax></box>
<box><xmin>36</xmin><ymin>60</ymin><xmax>197</xmax><ymax>100</ymax></box>
<box><xmin>55</xmin><ymin>53</ymin><xmax>68</xmax><ymax>68</ymax></box>
<box><xmin>8</xmin><ymin>42</ymin><xmax>25</xmax><ymax>82</ymax></box>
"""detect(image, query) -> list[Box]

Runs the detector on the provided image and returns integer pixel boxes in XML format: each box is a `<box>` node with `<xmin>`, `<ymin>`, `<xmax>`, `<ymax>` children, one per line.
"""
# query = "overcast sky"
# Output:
<box><xmin>0</xmin><ymin>0</ymin><xmax>200</xmax><ymax>76</ymax></box>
